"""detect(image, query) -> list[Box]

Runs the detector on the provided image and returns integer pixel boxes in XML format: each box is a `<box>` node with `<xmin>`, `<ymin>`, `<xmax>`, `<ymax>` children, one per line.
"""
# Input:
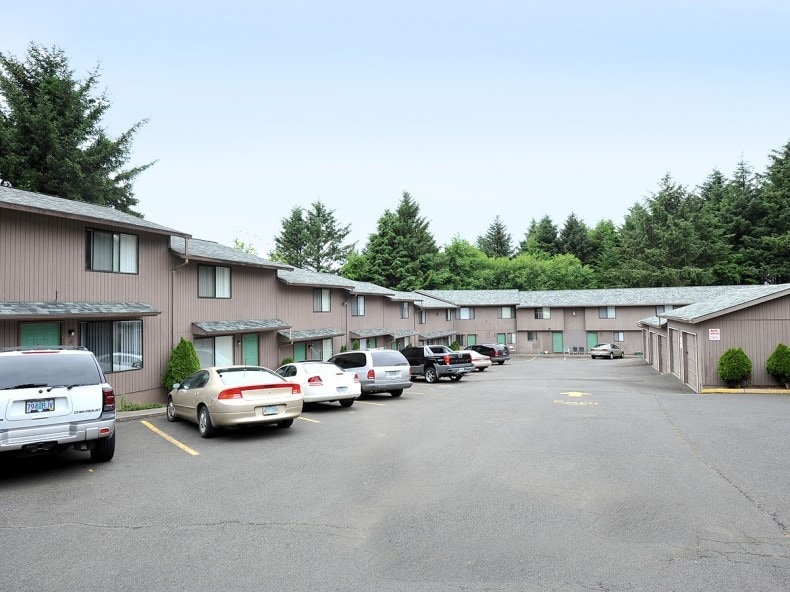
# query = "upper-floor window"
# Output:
<box><xmin>198</xmin><ymin>265</ymin><xmax>231</xmax><ymax>298</ymax></box>
<box><xmin>457</xmin><ymin>307</ymin><xmax>475</xmax><ymax>320</ymax></box>
<box><xmin>86</xmin><ymin>229</ymin><xmax>138</xmax><ymax>274</ymax></box>
<box><xmin>445</xmin><ymin>309</ymin><xmax>452</xmax><ymax>321</ymax></box>
<box><xmin>656</xmin><ymin>305</ymin><xmax>674</xmax><ymax>315</ymax></box>
<box><xmin>314</xmin><ymin>288</ymin><xmax>330</xmax><ymax>312</ymax></box>
<box><xmin>351</xmin><ymin>295</ymin><xmax>365</xmax><ymax>316</ymax></box>
<box><xmin>418</xmin><ymin>310</ymin><xmax>427</xmax><ymax>325</ymax></box>
<box><xmin>534</xmin><ymin>307</ymin><xmax>550</xmax><ymax>320</ymax></box>
<box><xmin>498</xmin><ymin>306</ymin><xmax>515</xmax><ymax>319</ymax></box>
<box><xmin>599</xmin><ymin>306</ymin><xmax>616</xmax><ymax>319</ymax></box>
<box><xmin>400</xmin><ymin>302</ymin><xmax>409</xmax><ymax>319</ymax></box>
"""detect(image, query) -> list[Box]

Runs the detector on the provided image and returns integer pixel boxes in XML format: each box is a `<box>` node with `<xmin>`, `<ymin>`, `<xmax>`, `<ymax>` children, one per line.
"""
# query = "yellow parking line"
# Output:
<box><xmin>140</xmin><ymin>420</ymin><xmax>200</xmax><ymax>456</ymax></box>
<box><xmin>298</xmin><ymin>416</ymin><xmax>320</xmax><ymax>423</ymax></box>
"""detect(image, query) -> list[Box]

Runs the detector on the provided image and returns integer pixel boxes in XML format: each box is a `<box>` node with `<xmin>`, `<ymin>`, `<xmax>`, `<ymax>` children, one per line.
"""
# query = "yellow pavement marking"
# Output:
<box><xmin>140</xmin><ymin>420</ymin><xmax>199</xmax><ymax>456</ymax></box>
<box><xmin>298</xmin><ymin>416</ymin><xmax>320</xmax><ymax>423</ymax></box>
<box><xmin>356</xmin><ymin>400</ymin><xmax>386</xmax><ymax>406</ymax></box>
<box><xmin>554</xmin><ymin>400</ymin><xmax>599</xmax><ymax>406</ymax></box>
<box><xmin>560</xmin><ymin>391</ymin><xmax>592</xmax><ymax>397</ymax></box>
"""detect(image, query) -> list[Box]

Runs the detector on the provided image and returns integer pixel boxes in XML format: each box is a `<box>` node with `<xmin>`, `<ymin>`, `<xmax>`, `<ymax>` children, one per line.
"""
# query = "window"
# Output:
<box><xmin>313</xmin><ymin>288</ymin><xmax>330</xmax><ymax>312</ymax></box>
<box><xmin>86</xmin><ymin>229</ymin><xmax>138</xmax><ymax>274</ymax></box>
<box><xmin>198</xmin><ymin>265</ymin><xmax>231</xmax><ymax>298</ymax></box>
<box><xmin>534</xmin><ymin>307</ymin><xmax>551</xmax><ymax>320</ymax></box>
<box><xmin>599</xmin><ymin>306</ymin><xmax>616</xmax><ymax>319</ymax></box>
<box><xmin>613</xmin><ymin>332</ymin><xmax>625</xmax><ymax>342</ymax></box>
<box><xmin>445</xmin><ymin>309</ymin><xmax>452</xmax><ymax>321</ymax></box>
<box><xmin>418</xmin><ymin>310</ymin><xmax>427</xmax><ymax>325</ymax></box>
<box><xmin>80</xmin><ymin>320</ymin><xmax>142</xmax><ymax>373</ymax></box>
<box><xmin>656</xmin><ymin>305</ymin><xmax>674</xmax><ymax>315</ymax></box>
<box><xmin>498</xmin><ymin>307</ymin><xmax>515</xmax><ymax>319</ymax></box>
<box><xmin>194</xmin><ymin>336</ymin><xmax>233</xmax><ymax>367</ymax></box>
<box><xmin>499</xmin><ymin>332</ymin><xmax>516</xmax><ymax>344</ymax></box>
<box><xmin>527</xmin><ymin>331</ymin><xmax>538</xmax><ymax>341</ymax></box>
<box><xmin>401</xmin><ymin>302</ymin><xmax>409</xmax><ymax>319</ymax></box>
<box><xmin>457</xmin><ymin>307</ymin><xmax>475</xmax><ymax>320</ymax></box>
<box><xmin>352</xmin><ymin>295</ymin><xmax>365</xmax><ymax>316</ymax></box>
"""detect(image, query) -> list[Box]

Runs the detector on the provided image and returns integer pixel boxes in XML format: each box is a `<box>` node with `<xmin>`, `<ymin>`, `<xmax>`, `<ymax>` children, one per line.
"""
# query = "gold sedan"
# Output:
<box><xmin>167</xmin><ymin>365</ymin><xmax>303</xmax><ymax>438</ymax></box>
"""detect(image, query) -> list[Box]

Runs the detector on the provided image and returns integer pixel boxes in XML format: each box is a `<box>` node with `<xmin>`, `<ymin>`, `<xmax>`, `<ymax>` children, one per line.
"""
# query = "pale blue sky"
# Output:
<box><xmin>6</xmin><ymin>1</ymin><xmax>790</xmax><ymax>255</ymax></box>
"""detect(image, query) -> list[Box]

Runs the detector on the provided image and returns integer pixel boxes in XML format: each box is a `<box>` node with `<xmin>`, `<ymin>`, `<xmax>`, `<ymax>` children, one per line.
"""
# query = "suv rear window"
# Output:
<box><xmin>0</xmin><ymin>352</ymin><xmax>104</xmax><ymax>389</ymax></box>
<box><xmin>330</xmin><ymin>352</ymin><xmax>367</xmax><ymax>369</ymax></box>
<box><xmin>371</xmin><ymin>350</ymin><xmax>408</xmax><ymax>366</ymax></box>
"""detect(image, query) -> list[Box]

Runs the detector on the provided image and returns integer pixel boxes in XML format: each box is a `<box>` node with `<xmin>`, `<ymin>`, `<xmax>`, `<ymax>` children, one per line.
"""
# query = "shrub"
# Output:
<box><xmin>280</xmin><ymin>356</ymin><xmax>294</xmax><ymax>366</ymax></box>
<box><xmin>162</xmin><ymin>338</ymin><xmax>201</xmax><ymax>390</ymax></box>
<box><xmin>716</xmin><ymin>347</ymin><xmax>752</xmax><ymax>387</ymax></box>
<box><xmin>450</xmin><ymin>341</ymin><xmax>461</xmax><ymax>351</ymax></box>
<box><xmin>766</xmin><ymin>343</ymin><xmax>790</xmax><ymax>388</ymax></box>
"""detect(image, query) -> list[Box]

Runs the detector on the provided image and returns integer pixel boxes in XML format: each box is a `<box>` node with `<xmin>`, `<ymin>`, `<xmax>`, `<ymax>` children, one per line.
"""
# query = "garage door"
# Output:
<box><xmin>670</xmin><ymin>329</ymin><xmax>680</xmax><ymax>378</ymax></box>
<box><xmin>684</xmin><ymin>332</ymin><xmax>698</xmax><ymax>392</ymax></box>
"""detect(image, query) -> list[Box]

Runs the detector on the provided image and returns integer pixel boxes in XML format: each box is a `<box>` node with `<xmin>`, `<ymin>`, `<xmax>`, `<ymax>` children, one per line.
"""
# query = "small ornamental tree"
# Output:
<box><xmin>716</xmin><ymin>347</ymin><xmax>752</xmax><ymax>387</ymax></box>
<box><xmin>766</xmin><ymin>343</ymin><xmax>790</xmax><ymax>388</ymax></box>
<box><xmin>162</xmin><ymin>338</ymin><xmax>201</xmax><ymax>390</ymax></box>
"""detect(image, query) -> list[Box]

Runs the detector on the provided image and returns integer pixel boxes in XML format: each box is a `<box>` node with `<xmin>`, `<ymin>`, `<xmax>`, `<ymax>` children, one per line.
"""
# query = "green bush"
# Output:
<box><xmin>716</xmin><ymin>347</ymin><xmax>752</xmax><ymax>387</ymax></box>
<box><xmin>162</xmin><ymin>338</ymin><xmax>201</xmax><ymax>390</ymax></box>
<box><xmin>450</xmin><ymin>341</ymin><xmax>461</xmax><ymax>350</ymax></box>
<box><xmin>280</xmin><ymin>356</ymin><xmax>294</xmax><ymax>366</ymax></box>
<box><xmin>766</xmin><ymin>343</ymin><xmax>790</xmax><ymax>388</ymax></box>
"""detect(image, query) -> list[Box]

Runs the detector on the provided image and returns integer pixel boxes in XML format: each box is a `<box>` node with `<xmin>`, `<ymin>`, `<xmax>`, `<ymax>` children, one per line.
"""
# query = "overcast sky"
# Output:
<box><xmin>6</xmin><ymin>1</ymin><xmax>790</xmax><ymax>256</ymax></box>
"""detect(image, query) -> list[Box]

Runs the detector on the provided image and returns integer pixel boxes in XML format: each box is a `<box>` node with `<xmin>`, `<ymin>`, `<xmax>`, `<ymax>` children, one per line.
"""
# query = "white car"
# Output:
<box><xmin>465</xmin><ymin>349</ymin><xmax>492</xmax><ymax>371</ymax></box>
<box><xmin>275</xmin><ymin>361</ymin><xmax>361</xmax><ymax>407</ymax></box>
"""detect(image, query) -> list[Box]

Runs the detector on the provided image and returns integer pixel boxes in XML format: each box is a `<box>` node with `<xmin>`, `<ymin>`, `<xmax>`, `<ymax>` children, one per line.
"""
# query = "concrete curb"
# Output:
<box><xmin>700</xmin><ymin>388</ymin><xmax>790</xmax><ymax>395</ymax></box>
<box><xmin>116</xmin><ymin>408</ymin><xmax>166</xmax><ymax>422</ymax></box>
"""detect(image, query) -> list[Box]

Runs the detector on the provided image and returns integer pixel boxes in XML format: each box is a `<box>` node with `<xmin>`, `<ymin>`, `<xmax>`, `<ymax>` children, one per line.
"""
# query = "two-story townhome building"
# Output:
<box><xmin>169</xmin><ymin>237</ymin><xmax>292</xmax><ymax>370</ymax></box>
<box><xmin>390</xmin><ymin>291</ymin><xmax>457</xmax><ymax>347</ymax></box>
<box><xmin>0</xmin><ymin>186</ymin><xmax>189</xmax><ymax>402</ymax></box>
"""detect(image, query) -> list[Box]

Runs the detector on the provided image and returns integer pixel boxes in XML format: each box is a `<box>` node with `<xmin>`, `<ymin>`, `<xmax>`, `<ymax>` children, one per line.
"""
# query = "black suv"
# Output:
<box><xmin>467</xmin><ymin>344</ymin><xmax>511</xmax><ymax>365</ymax></box>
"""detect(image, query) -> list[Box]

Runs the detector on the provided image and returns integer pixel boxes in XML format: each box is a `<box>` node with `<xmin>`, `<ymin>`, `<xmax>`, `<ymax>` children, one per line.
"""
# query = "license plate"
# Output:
<box><xmin>26</xmin><ymin>399</ymin><xmax>55</xmax><ymax>413</ymax></box>
<box><xmin>386</xmin><ymin>371</ymin><xmax>399</xmax><ymax>378</ymax></box>
<box><xmin>262</xmin><ymin>405</ymin><xmax>279</xmax><ymax>416</ymax></box>
<box><xmin>336</xmin><ymin>386</ymin><xmax>348</xmax><ymax>394</ymax></box>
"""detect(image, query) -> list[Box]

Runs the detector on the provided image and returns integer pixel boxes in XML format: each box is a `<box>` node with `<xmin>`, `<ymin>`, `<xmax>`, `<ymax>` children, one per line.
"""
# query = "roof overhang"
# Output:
<box><xmin>192</xmin><ymin>319</ymin><xmax>290</xmax><ymax>336</ymax></box>
<box><xmin>277</xmin><ymin>327</ymin><xmax>345</xmax><ymax>341</ymax></box>
<box><xmin>350</xmin><ymin>328</ymin><xmax>392</xmax><ymax>339</ymax></box>
<box><xmin>419</xmin><ymin>329</ymin><xmax>457</xmax><ymax>339</ymax></box>
<box><xmin>0</xmin><ymin>301</ymin><xmax>160</xmax><ymax>320</ymax></box>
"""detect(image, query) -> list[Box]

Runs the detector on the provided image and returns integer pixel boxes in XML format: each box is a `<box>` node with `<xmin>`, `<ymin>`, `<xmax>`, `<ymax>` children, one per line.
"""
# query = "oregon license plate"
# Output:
<box><xmin>25</xmin><ymin>399</ymin><xmax>55</xmax><ymax>413</ymax></box>
<box><xmin>337</xmin><ymin>386</ymin><xmax>348</xmax><ymax>394</ymax></box>
<box><xmin>262</xmin><ymin>405</ymin><xmax>279</xmax><ymax>416</ymax></box>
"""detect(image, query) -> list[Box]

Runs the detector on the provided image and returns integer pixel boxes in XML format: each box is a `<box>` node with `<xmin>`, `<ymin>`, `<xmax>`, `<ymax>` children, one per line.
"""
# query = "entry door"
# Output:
<box><xmin>242</xmin><ymin>333</ymin><xmax>258</xmax><ymax>365</ymax></box>
<box><xmin>552</xmin><ymin>332</ymin><xmax>564</xmax><ymax>354</ymax></box>
<box><xmin>586</xmin><ymin>332</ymin><xmax>598</xmax><ymax>353</ymax></box>
<box><xmin>21</xmin><ymin>323</ymin><xmax>61</xmax><ymax>347</ymax></box>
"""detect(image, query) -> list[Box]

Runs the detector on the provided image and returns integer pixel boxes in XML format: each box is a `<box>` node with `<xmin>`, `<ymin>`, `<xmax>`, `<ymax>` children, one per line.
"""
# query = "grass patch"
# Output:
<box><xmin>117</xmin><ymin>394</ymin><xmax>164</xmax><ymax>412</ymax></box>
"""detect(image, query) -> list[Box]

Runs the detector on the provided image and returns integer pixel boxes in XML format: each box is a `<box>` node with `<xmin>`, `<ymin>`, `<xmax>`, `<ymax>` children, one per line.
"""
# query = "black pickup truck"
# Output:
<box><xmin>400</xmin><ymin>345</ymin><xmax>475</xmax><ymax>383</ymax></box>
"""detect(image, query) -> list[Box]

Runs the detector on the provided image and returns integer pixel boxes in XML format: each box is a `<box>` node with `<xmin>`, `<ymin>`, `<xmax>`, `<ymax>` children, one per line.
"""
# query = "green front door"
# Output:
<box><xmin>242</xmin><ymin>333</ymin><xmax>258</xmax><ymax>365</ymax></box>
<box><xmin>587</xmin><ymin>332</ymin><xmax>599</xmax><ymax>353</ymax></box>
<box><xmin>20</xmin><ymin>323</ymin><xmax>61</xmax><ymax>347</ymax></box>
<box><xmin>552</xmin><ymin>332</ymin><xmax>564</xmax><ymax>354</ymax></box>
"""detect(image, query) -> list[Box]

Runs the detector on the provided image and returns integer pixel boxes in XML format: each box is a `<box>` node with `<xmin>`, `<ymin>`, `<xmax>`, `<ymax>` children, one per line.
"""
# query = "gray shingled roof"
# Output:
<box><xmin>350</xmin><ymin>327</ymin><xmax>392</xmax><ymax>338</ymax></box>
<box><xmin>393</xmin><ymin>329</ymin><xmax>418</xmax><ymax>338</ymax></box>
<box><xmin>419</xmin><ymin>289</ymin><xmax>521</xmax><ymax>306</ymax></box>
<box><xmin>277</xmin><ymin>327</ymin><xmax>345</xmax><ymax>340</ymax></box>
<box><xmin>0</xmin><ymin>301</ymin><xmax>160</xmax><ymax>319</ymax></box>
<box><xmin>0</xmin><ymin>185</ymin><xmax>187</xmax><ymax>237</ymax></box>
<box><xmin>349</xmin><ymin>280</ymin><xmax>395</xmax><ymax>296</ymax></box>
<box><xmin>420</xmin><ymin>329</ymin><xmax>457</xmax><ymax>339</ymax></box>
<box><xmin>191</xmin><ymin>319</ymin><xmax>290</xmax><ymax>335</ymax></box>
<box><xmin>518</xmin><ymin>286</ymin><xmax>746</xmax><ymax>308</ymax></box>
<box><xmin>277</xmin><ymin>268</ymin><xmax>357</xmax><ymax>289</ymax></box>
<box><xmin>660</xmin><ymin>284</ymin><xmax>790</xmax><ymax>324</ymax></box>
<box><xmin>390</xmin><ymin>291</ymin><xmax>457</xmax><ymax>309</ymax></box>
<box><xmin>170</xmin><ymin>237</ymin><xmax>291</xmax><ymax>269</ymax></box>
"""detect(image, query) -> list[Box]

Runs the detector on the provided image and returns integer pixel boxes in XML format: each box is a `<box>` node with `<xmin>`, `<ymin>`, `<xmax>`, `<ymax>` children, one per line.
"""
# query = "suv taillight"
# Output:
<box><xmin>367</xmin><ymin>369</ymin><xmax>375</xmax><ymax>380</ymax></box>
<box><xmin>102</xmin><ymin>386</ymin><xmax>115</xmax><ymax>412</ymax></box>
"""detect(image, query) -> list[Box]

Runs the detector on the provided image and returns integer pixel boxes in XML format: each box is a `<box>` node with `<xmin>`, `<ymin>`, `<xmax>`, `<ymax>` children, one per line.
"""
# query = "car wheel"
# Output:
<box><xmin>90</xmin><ymin>432</ymin><xmax>116</xmax><ymax>462</ymax></box>
<box><xmin>496</xmin><ymin>361</ymin><xmax>505</xmax><ymax>365</ymax></box>
<box><xmin>609</xmin><ymin>352</ymin><xmax>614</xmax><ymax>359</ymax></box>
<box><xmin>477</xmin><ymin>367</ymin><xmax>486</xmax><ymax>372</ymax></box>
<box><xmin>278</xmin><ymin>418</ymin><xmax>294</xmax><ymax>428</ymax></box>
<box><xmin>424</xmin><ymin>365</ymin><xmax>438</xmax><ymax>383</ymax></box>
<box><xmin>449</xmin><ymin>375</ymin><xmax>462</xmax><ymax>381</ymax></box>
<box><xmin>339</xmin><ymin>398</ymin><xmax>354</xmax><ymax>408</ymax></box>
<box><xmin>389</xmin><ymin>389</ymin><xmax>403</xmax><ymax>397</ymax></box>
<box><xmin>198</xmin><ymin>406</ymin><xmax>216</xmax><ymax>438</ymax></box>
<box><xmin>166</xmin><ymin>396</ymin><xmax>179</xmax><ymax>422</ymax></box>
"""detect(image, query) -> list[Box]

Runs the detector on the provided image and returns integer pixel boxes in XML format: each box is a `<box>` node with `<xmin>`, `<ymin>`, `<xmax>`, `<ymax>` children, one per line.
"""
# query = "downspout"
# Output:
<box><xmin>170</xmin><ymin>236</ymin><xmax>190</xmax><ymax>349</ymax></box>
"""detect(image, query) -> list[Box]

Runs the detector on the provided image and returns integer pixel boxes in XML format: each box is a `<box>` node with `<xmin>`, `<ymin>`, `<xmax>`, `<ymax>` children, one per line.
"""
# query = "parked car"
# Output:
<box><xmin>465</xmin><ymin>349</ymin><xmax>492</xmax><ymax>371</ymax></box>
<box><xmin>275</xmin><ymin>361</ymin><xmax>360</xmax><ymax>407</ymax></box>
<box><xmin>400</xmin><ymin>345</ymin><xmax>474</xmax><ymax>382</ymax></box>
<box><xmin>167</xmin><ymin>365</ymin><xmax>303</xmax><ymax>437</ymax></box>
<box><xmin>0</xmin><ymin>346</ymin><xmax>116</xmax><ymax>462</ymax></box>
<box><xmin>590</xmin><ymin>343</ymin><xmax>625</xmax><ymax>359</ymax></box>
<box><xmin>467</xmin><ymin>344</ymin><xmax>511</xmax><ymax>365</ymax></box>
<box><xmin>327</xmin><ymin>349</ymin><xmax>412</xmax><ymax>397</ymax></box>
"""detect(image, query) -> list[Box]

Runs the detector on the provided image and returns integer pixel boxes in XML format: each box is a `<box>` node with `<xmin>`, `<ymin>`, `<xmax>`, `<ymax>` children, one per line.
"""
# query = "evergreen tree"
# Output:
<box><xmin>517</xmin><ymin>216</ymin><xmax>559</xmax><ymax>257</ymax></box>
<box><xmin>435</xmin><ymin>237</ymin><xmax>494</xmax><ymax>289</ymax></box>
<box><xmin>753</xmin><ymin>141</ymin><xmax>790</xmax><ymax>283</ymax></box>
<box><xmin>350</xmin><ymin>191</ymin><xmax>439</xmax><ymax>290</ymax></box>
<box><xmin>558</xmin><ymin>213</ymin><xmax>591</xmax><ymax>263</ymax></box>
<box><xmin>270</xmin><ymin>200</ymin><xmax>354</xmax><ymax>272</ymax></box>
<box><xmin>587</xmin><ymin>219</ymin><xmax>622</xmax><ymax>287</ymax></box>
<box><xmin>0</xmin><ymin>43</ymin><xmax>152</xmax><ymax>213</ymax></box>
<box><xmin>476</xmin><ymin>215</ymin><xmax>513</xmax><ymax>258</ymax></box>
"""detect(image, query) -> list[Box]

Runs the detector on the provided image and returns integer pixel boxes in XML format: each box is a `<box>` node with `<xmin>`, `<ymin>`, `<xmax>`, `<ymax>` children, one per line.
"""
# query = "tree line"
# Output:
<box><xmin>3</xmin><ymin>43</ymin><xmax>788</xmax><ymax>291</ymax></box>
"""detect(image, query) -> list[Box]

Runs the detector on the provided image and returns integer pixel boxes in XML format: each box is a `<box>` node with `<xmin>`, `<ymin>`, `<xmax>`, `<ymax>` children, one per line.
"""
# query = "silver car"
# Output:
<box><xmin>590</xmin><ymin>343</ymin><xmax>625</xmax><ymax>359</ymax></box>
<box><xmin>327</xmin><ymin>349</ymin><xmax>412</xmax><ymax>397</ymax></box>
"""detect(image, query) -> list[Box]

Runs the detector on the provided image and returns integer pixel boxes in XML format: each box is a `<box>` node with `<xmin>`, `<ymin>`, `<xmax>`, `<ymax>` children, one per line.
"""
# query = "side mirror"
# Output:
<box><xmin>172</xmin><ymin>383</ymin><xmax>181</xmax><ymax>390</ymax></box>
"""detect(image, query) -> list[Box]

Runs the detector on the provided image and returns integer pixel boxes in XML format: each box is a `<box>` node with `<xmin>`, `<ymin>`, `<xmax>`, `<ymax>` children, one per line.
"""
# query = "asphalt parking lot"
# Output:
<box><xmin>2</xmin><ymin>356</ymin><xmax>789</xmax><ymax>592</ymax></box>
